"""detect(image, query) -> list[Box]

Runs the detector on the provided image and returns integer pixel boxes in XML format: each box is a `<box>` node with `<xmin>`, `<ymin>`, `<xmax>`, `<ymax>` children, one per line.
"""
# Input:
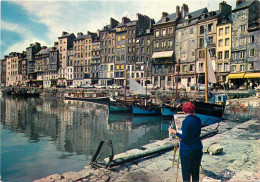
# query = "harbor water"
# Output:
<box><xmin>0</xmin><ymin>96</ymin><xmax>170</xmax><ymax>182</ymax></box>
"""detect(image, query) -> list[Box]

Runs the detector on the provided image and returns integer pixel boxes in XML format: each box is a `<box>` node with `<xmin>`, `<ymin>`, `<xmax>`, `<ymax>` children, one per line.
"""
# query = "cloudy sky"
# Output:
<box><xmin>1</xmin><ymin>0</ymin><xmax>236</xmax><ymax>59</ymax></box>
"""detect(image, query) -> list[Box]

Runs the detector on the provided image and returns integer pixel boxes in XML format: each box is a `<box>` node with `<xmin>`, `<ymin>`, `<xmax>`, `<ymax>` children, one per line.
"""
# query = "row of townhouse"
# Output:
<box><xmin>1</xmin><ymin>0</ymin><xmax>259</xmax><ymax>89</ymax></box>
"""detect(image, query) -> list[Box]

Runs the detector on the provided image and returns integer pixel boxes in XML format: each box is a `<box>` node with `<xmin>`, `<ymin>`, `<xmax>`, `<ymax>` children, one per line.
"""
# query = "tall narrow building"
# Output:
<box><xmin>175</xmin><ymin>6</ymin><xmax>208</xmax><ymax>88</ymax></box>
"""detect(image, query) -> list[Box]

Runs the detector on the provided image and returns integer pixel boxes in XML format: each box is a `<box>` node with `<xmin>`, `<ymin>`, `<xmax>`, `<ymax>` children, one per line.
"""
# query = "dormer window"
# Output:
<box><xmin>162</xmin><ymin>17</ymin><xmax>169</xmax><ymax>23</ymax></box>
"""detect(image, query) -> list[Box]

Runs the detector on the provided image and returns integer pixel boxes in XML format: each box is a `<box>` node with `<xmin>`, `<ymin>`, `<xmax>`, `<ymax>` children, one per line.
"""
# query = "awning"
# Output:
<box><xmin>244</xmin><ymin>72</ymin><xmax>260</xmax><ymax>79</ymax></box>
<box><xmin>226</xmin><ymin>73</ymin><xmax>245</xmax><ymax>79</ymax></box>
<box><xmin>152</xmin><ymin>51</ymin><xmax>174</xmax><ymax>58</ymax></box>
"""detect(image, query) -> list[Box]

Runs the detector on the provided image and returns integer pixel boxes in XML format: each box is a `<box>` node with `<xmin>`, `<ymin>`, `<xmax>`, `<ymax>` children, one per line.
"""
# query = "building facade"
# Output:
<box><xmin>175</xmin><ymin>6</ymin><xmax>208</xmax><ymax>88</ymax></box>
<box><xmin>230</xmin><ymin>0</ymin><xmax>260</xmax><ymax>88</ymax></box>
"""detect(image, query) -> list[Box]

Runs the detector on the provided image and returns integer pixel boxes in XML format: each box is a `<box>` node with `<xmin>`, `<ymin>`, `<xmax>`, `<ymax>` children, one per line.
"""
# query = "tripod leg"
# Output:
<box><xmin>172</xmin><ymin>140</ymin><xmax>177</xmax><ymax>167</ymax></box>
<box><xmin>175</xmin><ymin>141</ymin><xmax>181</xmax><ymax>182</ymax></box>
<box><xmin>200</xmin><ymin>164</ymin><xmax>206</xmax><ymax>177</ymax></box>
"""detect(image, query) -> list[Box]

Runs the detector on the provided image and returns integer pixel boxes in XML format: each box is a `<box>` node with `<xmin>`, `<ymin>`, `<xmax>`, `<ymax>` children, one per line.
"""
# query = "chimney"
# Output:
<box><xmin>122</xmin><ymin>17</ymin><xmax>130</xmax><ymax>24</ymax></box>
<box><xmin>62</xmin><ymin>31</ymin><xmax>68</xmax><ymax>36</ymax></box>
<box><xmin>77</xmin><ymin>32</ymin><xmax>83</xmax><ymax>37</ymax></box>
<box><xmin>97</xmin><ymin>29</ymin><xmax>100</xmax><ymax>37</ymax></box>
<box><xmin>162</xmin><ymin>12</ymin><xmax>169</xmax><ymax>18</ymax></box>
<box><xmin>110</xmin><ymin>17</ymin><xmax>119</xmax><ymax>29</ymax></box>
<box><xmin>181</xmin><ymin>4</ymin><xmax>189</xmax><ymax>18</ymax></box>
<box><xmin>236</xmin><ymin>0</ymin><xmax>246</xmax><ymax>6</ymax></box>
<box><xmin>219</xmin><ymin>1</ymin><xmax>232</xmax><ymax>14</ymax></box>
<box><xmin>176</xmin><ymin>5</ymin><xmax>180</xmax><ymax>18</ymax></box>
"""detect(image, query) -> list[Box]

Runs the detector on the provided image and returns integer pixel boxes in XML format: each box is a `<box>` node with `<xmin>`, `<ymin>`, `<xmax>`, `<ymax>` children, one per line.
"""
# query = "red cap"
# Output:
<box><xmin>182</xmin><ymin>102</ymin><xmax>195</xmax><ymax>113</ymax></box>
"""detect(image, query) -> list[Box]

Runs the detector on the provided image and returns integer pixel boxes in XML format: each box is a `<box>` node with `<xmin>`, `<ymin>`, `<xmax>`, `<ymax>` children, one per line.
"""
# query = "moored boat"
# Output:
<box><xmin>64</xmin><ymin>91</ymin><xmax>110</xmax><ymax>104</ymax></box>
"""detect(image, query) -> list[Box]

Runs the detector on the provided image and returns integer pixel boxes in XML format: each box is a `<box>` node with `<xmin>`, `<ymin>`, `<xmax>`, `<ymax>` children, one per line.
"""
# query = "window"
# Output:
<box><xmin>218</xmin><ymin>51</ymin><xmax>223</xmax><ymax>59</ymax></box>
<box><xmin>241</xmin><ymin>25</ymin><xmax>246</xmax><ymax>32</ymax></box>
<box><xmin>128</xmin><ymin>38</ymin><xmax>132</xmax><ymax>44</ymax></box>
<box><xmin>240</xmin><ymin>65</ymin><xmax>245</xmax><ymax>71</ymax></box>
<box><xmin>169</xmin><ymin>28</ymin><xmax>173</xmax><ymax>35</ymax></box>
<box><xmin>225</xmin><ymin>26</ymin><xmax>230</xmax><ymax>34</ymax></box>
<box><xmin>249</xmin><ymin>49</ymin><xmax>255</xmax><ymax>57</ymax></box>
<box><xmin>224</xmin><ymin>63</ymin><xmax>228</xmax><ymax>71</ymax></box>
<box><xmin>199</xmin><ymin>38</ymin><xmax>204</xmax><ymax>48</ymax></box>
<box><xmin>240</xmin><ymin>51</ymin><xmax>245</xmax><ymax>59</ymax></box>
<box><xmin>120</xmin><ymin>64</ymin><xmax>124</xmax><ymax>70</ymax></box>
<box><xmin>162</xmin><ymin>29</ymin><xmax>166</xmax><ymax>36</ymax></box>
<box><xmin>183</xmin><ymin>65</ymin><xmax>187</xmax><ymax>72</ymax></box>
<box><xmin>232</xmin><ymin>65</ymin><xmax>236</xmax><ymax>72</ymax></box>
<box><xmin>162</xmin><ymin>41</ymin><xmax>166</xmax><ymax>48</ymax></box>
<box><xmin>155</xmin><ymin>41</ymin><xmax>159</xmax><ymax>49</ymax></box>
<box><xmin>240</xmin><ymin>37</ymin><xmax>245</xmax><ymax>45</ymax></box>
<box><xmin>155</xmin><ymin>30</ymin><xmax>159</xmax><ymax>38</ymax></box>
<box><xmin>224</xmin><ymin>50</ymin><xmax>229</xmax><ymax>59</ymax></box>
<box><xmin>208</xmin><ymin>36</ymin><xmax>213</xmax><ymax>45</ymax></box>
<box><xmin>117</xmin><ymin>36</ymin><xmax>121</xmax><ymax>41</ymax></box>
<box><xmin>122</xmin><ymin>35</ymin><xmax>125</xmax><ymax>40</ymax></box>
<box><xmin>218</xmin><ymin>63</ymin><xmax>222</xmax><ymax>72</ymax></box>
<box><xmin>189</xmin><ymin>64</ymin><xmax>194</xmax><ymax>71</ymax></box>
<box><xmin>200</xmin><ymin>25</ymin><xmax>204</xmax><ymax>34</ymax></box>
<box><xmin>225</xmin><ymin>38</ymin><xmax>229</xmax><ymax>46</ymax></box>
<box><xmin>147</xmin><ymin>39</ymin><xmax>150</xmax><ymax>45</ymax></box>
<box><xmin>116</xmin><ymin>64</ymin><xmax>119</xmax><ymax>70</ymax></box>
<box><xmin>219</xmin><ymin>39</ymin><xmax>223</xmax><ymax>47</ymax></box>
<box><xmin>168</xmin><ymin>40</ymin><xmax>173</xmax><ymax>48</ymax></box>
<box><xmin>249</xmin><ymin>36</ymin><xmax>254</xmax><ymax>43</ymax></box>
<box><xmin>219</xmin><ymin>28</ymin><xmax>223</xmax><ymax>36</ymax></box>
<box><xmin>208</xmin><ymin>23</ymin><xmax>213</xmax><ymax>32</ymax></box>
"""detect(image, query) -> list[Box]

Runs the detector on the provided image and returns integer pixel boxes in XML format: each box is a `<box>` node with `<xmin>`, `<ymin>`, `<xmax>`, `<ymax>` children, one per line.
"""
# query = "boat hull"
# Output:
<box><xmin>193</xmin><ymin>101</ymin><xmax>224</xmax><ymax>126</ymax></box>
<box><xmin>65</xmin><ymin>96</ymin><xmax>110</xmax><ymax>104</ymax></box>
<box><xmin>109</xmin><ymin>104</ymin><xmax>132</xmax><ymax>113</ymax></box>
<box><xmin>160</xmin><ymin>106</ymin><xmax>178</xmax><ymax>116</ymax></box>
<box><xmin>132</xmin><ymin>106</ymin><xmax>160</xmax><ymax>115</ymax></box>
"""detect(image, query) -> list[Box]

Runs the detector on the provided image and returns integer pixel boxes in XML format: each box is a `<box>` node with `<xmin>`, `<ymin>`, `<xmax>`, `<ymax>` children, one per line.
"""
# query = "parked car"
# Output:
<box><xmin>191</xmin><ymin>84</ymin><xmax>213</xmax><ymax>91</ymax></box>
<box><xmin>108</xmin><ymin>84</ymin><xmax>122</xmax><ymax>89</ymax></box>
<box><xmin>80</xmin><ymin>84</ymin><xmax>95</xmax><ymax>88</ymax></box>
<box><xmin>94</xmin><ymin>84</ymin><xmax>106</xmax><ymax>89</ymax></box>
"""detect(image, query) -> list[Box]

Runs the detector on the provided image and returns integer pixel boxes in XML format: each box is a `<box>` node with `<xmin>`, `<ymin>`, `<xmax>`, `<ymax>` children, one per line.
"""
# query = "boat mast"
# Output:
<box><xmin>174</xmin><ymin>58</ymin><xmax>180</xmax><ymax>106</ymax></box>
<box><xmin>204</xmin><ymin>24</ymin><xmax>208</xmax><ymax>103</ymax></box>
<box><xmin>124</xmin><ymin>69</ymin><xmax>128</xmax><ymax>105</ymax></box>
<box><xmin>146</xmin><ymin>61</ymin><xmax>148</xmax><ymax>99</ymax></box>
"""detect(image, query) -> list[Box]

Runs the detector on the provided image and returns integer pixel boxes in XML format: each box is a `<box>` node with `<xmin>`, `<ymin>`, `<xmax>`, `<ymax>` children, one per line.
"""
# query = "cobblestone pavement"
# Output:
<box><xmin>34</xmin><ymin>118</ymin><xmax>260</xmax><ymax>182</ymax></box>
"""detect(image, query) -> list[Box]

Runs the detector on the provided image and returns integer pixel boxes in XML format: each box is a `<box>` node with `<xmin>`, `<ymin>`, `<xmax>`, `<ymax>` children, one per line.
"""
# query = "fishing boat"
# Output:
<box><xmin>160</xmin><ymin>58</ymin><xmax>187</xmax><ymax>117</ymax></box>
<box><xmin>108</xmin><ymin>70</ymin><xmax>133</xmax><ymax>113</ymax></box>
<box><xmin>194</xmin><ymin>24</ymin><xmax>226</xmax><ymax>126</ymax></box>
<box><xmin>64</xmin><ymin>91</ymin><xmax>110</xmax><ymax>104</ymax></box>
<box><xmin>129</xmin><ymin>76</ymin><xmax>161</xmax><ymax>115</ymax></box>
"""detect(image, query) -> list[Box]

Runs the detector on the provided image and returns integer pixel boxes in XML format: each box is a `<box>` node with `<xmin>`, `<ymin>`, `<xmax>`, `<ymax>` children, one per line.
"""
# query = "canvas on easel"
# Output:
<box><xmin>174</xmin><ymin>114</ymin><xmax>186</xmax><ymax>134</ymax></box>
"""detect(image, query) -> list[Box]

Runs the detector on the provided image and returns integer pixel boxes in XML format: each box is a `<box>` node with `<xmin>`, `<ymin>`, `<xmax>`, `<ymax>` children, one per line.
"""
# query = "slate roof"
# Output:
<box><xmin>36</xmin><ymin>47</ymin><xmax>52</xmax><ymax>55</ymax></box>
<box><xmin>232</xmin><ymin>0</ymin><xmax>255</xmax><ymax>12</ymax></box>
<box><xmin>58</xmin><ymin>33</ymin><xmax>75</xmax><ymax>39</ymax></box>
<box><xmin>156</xmin><ymin>12</ymin><xmax>178</xmax><ymax>24</ymax></box>
<box><xmin>74</xmin><ymin>34</ymin><xmax>91</xmax><ymax>41</ymax></box>
<box><xmin>179</xmin><ymin>8</ymin><xmax>208</xmax><ymax>22</ymax></box>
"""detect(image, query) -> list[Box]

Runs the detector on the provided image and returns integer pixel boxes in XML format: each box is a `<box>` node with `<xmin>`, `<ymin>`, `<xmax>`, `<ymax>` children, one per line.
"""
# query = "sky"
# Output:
<box><xmin>0</xmin><ymin>0</ymin><xmax>236</xmax><ymax>59</ymax></box>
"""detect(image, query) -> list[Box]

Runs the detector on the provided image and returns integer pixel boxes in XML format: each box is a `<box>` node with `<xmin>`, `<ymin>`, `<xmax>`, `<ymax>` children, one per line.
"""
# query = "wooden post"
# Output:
<box><xmin>205</xmin><ymin>47</ymin><xmax>208</xmax><ymax>103</ymax></box>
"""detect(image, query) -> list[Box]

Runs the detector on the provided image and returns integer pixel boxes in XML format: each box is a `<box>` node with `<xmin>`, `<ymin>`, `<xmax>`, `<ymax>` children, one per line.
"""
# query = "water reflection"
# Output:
<box><xmin>1</xmin><ymin>96</ymin><xmax>169</xmax><ymax>182</ymax></box>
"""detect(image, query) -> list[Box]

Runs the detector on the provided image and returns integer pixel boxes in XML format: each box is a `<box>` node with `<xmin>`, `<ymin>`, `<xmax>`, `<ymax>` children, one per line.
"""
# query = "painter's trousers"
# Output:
<box><xmin>180</xmin><ymin>149</ymin><xmax>203</xmax><ymax>182</ymax></box>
